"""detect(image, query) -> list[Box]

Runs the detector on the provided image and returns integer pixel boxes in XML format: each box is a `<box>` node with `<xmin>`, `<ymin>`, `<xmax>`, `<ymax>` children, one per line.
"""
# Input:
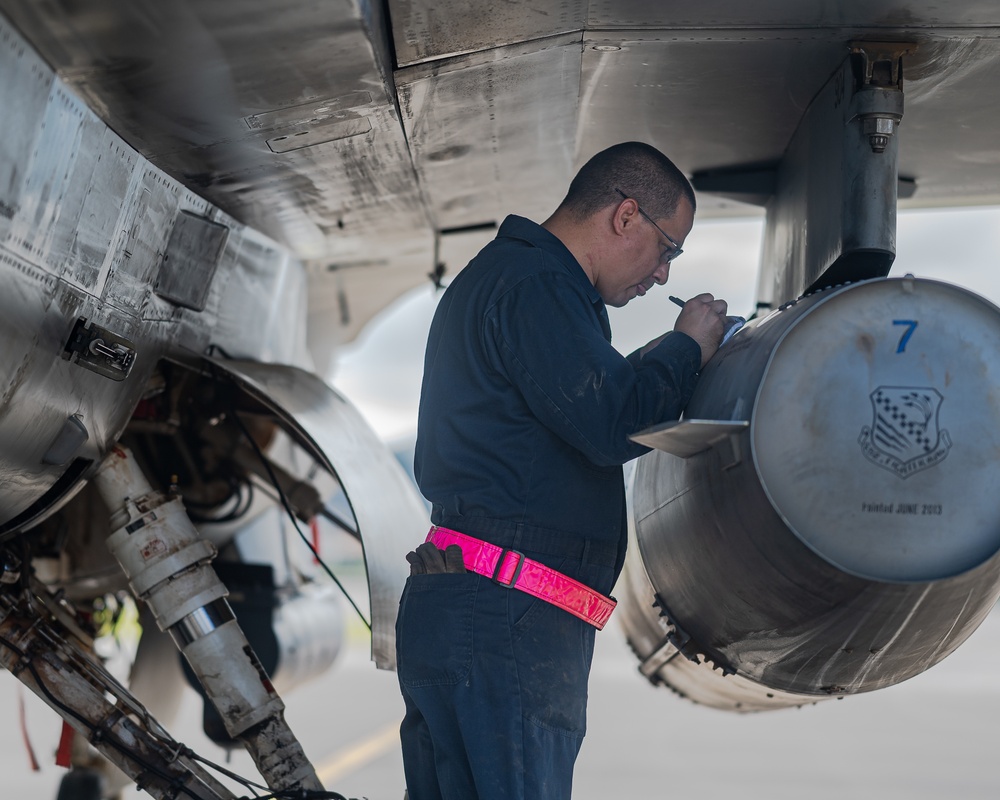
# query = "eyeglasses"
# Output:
<box><xmin>614</xmin><ymin>188</ymin><xmax>684</xmax><ymax>262</ymax></box>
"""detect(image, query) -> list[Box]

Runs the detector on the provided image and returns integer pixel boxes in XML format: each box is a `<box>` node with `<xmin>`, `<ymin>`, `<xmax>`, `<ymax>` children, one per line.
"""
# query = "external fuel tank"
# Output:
<box><xmin>620</xmin><ymin>276</ymin><xmax>1000</xmax><ymax>711</ymax></box>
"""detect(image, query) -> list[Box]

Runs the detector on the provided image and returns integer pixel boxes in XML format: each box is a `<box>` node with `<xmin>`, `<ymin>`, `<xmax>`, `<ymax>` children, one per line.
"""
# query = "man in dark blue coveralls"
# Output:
<box><xmin>396</xmin><ymin>141</ymin><xmax>728</xmax><ymax>800</ymax></box>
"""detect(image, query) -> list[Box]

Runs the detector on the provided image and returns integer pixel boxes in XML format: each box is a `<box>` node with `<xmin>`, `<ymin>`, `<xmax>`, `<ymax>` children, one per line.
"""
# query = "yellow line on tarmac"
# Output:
<box><xmin>317</xmin><ymin>721</ymin><xmax>400</xmax><ymax>786</ymax></box>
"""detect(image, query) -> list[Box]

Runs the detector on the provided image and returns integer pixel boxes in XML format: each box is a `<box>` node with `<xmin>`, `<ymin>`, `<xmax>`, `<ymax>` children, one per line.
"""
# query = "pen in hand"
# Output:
<box><xmin>670</xmin><ymin>294</ymin><xmax>745</xmax><ymax>345</ymax></box>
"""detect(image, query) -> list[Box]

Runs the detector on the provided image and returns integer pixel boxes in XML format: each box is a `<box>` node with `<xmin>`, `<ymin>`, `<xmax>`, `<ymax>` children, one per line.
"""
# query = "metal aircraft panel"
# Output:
<box><xmin>396</xmin><ymin>33</ymin><xmax>583</xmax><ymax>232</ymax></box>
<box><xmin>391</xmin><ymin>0</ymin><xmax>1000</xmax><ymax>66</ymax></box>
<box><xmin>576</xmin><ymin>32</ymin><xmax>850</xmax><ymax>216</ymax></box>
<box><xmin>0</xmin><ymin>0</ymin><xmax>432</xmax><ymax>339</ymax></box>
<box><xmin>50</xmin><ymin>126</ymin><xmax>139</xmax><ymax>296</ymax></box>
<box><xmin>897</xmin><ymin>35</ymin><xmax>1000</xmax><ymax>207</ymax></box>
<box><xmin>0</xmin><ymin>19</ymin><xmax>54</xmax><ymax>243</ymax></box>
<box><xmin>390</xmin><ymin>0</ymin><xmax>586</xmax><ymax>67</ymax></box>
<box><xmin>5</xmin><ymin>2</ymin><xmax>1000</xmax><ymax>344</ymax></box>
<box><xmin>586</xmin><ymin>0</ymin><xmax>1000</xmax><ymax>29</ymax></box>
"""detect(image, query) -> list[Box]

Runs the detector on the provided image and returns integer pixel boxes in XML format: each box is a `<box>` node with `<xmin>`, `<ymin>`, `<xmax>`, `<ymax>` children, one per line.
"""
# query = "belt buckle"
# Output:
<box><xmin>491</xmin><ymin>548</ymin><xmax>525</xmax><ymax>588</ymax></box>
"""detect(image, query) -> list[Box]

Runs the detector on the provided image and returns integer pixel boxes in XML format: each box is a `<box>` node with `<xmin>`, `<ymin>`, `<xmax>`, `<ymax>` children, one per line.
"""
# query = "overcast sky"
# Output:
<box><xmin>331</xmin><ymin>206</ymin><xmax>1000</xmax><ymax>442</ymax></box>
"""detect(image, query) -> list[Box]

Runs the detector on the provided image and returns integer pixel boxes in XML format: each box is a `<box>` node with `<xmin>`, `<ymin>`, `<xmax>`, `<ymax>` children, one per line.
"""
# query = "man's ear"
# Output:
<box><xmin>611</xmin><ymin>197</ymin><xmax>639</xmax><ymax>236</ymax></box>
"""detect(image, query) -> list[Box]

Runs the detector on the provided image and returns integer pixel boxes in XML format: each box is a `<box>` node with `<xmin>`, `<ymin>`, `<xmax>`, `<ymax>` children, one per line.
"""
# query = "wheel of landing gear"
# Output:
<box><xmin>55</xmin><ymin>769</ymin><xmax>103</xmax><ymax>800</ymax></box>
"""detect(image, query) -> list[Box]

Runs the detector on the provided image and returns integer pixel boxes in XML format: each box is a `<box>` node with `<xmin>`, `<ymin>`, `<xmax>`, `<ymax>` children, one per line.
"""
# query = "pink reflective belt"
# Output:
<box><xmin>426</xmin><ymin>526</ymin><xmax>617</xmax><ymax>630</ymax></box>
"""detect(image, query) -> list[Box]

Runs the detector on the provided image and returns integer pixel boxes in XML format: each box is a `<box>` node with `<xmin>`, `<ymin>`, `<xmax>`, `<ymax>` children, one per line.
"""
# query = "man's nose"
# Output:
<box><xmin>652</xmin><ymin>262</ymin><xmax>670</xmax><ymax>285</ymax></box>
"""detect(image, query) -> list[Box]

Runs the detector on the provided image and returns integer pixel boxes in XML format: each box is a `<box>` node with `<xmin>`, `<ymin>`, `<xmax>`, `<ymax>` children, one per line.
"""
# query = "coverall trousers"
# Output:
<box><xmin>396</xmin><ymin>541</ymin><xmax>614</xmax><ymax>800</ymax></box>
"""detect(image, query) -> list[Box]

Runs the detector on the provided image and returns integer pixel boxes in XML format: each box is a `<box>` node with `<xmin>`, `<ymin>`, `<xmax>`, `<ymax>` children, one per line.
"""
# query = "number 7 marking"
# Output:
<box><xmin>893</xmin><ymin>320</ymin><xmax>918</xmax><ymax>353</ymax></box>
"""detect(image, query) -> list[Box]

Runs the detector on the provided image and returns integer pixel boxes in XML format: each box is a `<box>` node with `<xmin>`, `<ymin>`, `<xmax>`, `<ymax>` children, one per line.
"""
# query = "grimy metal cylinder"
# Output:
<box><xmin>622</xmin><ymin>277</ymin><xmax>1000</xmax><ymax>710</ymax></box>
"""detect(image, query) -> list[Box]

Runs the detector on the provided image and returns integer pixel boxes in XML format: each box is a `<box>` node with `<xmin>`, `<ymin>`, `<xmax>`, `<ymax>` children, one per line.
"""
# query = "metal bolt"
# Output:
<box><xmin>862</xmin><ymin>116</ymin><xmax>898</xmax><ymax>154</ymax></box>
<box><xmin>869</xmin><ymin>135</ymin><xmax>890</xmax><ymax>153</ymax></box>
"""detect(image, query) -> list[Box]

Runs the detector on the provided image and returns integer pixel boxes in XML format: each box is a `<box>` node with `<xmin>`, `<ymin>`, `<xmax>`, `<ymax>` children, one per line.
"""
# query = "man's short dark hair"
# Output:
<box><xmin>557</xmin><ymin>142</ymin><xmax>695</xmax><ymax>222</ymax></box>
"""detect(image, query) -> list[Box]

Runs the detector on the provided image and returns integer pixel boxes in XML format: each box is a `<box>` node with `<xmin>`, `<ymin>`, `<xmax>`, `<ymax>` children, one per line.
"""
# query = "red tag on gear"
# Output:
<box><xmin>55</xmin><ymin>721</ymin><xmax>75</xmax><ymax>769</ymax></box>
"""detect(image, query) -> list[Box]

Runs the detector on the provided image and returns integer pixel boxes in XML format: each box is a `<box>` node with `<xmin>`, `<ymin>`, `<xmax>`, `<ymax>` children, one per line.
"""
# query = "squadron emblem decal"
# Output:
<box><xmin>858</xmin><ymin>387</ymin><xmax>951</xmax><ymax>479</ymax></box>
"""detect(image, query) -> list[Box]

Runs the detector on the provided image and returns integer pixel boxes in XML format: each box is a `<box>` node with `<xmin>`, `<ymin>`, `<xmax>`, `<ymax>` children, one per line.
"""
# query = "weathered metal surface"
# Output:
<box><xmin>620</xmin><ymin>277</ymin><xmax>1000</xmax><ymax>707</ymax></box>
<box><xmin>4</xmin><ymin>3</ymin><xmax>1000</xmax><ymax>334</ymax></box>
<box><xmin>617</xmin><ymin>470</ymin><xmax>814</xmax><ymax>712</ymax></box>
<box><xmin>391</xmin><ymin>0</ymin><xmax>585</xmax><ymax>67</ymax></box>
<box><xmin>0</xmin><ymin>13</ymin><xmax>314</xmax><ymax>535</ymax></box>
<box><xmin>154</xmin><ymin>212</ymin><xmax>230</xmax><ymax>311</ymax></box>
<box><xmin>0</xmin><ymin>1</ymin><xmax>431</xmax><ymax>346</ymax></box>
<box><xmin>396</xmin><ymin>32</ymin><xmax>583</xmax><ymax>233</ymax></box>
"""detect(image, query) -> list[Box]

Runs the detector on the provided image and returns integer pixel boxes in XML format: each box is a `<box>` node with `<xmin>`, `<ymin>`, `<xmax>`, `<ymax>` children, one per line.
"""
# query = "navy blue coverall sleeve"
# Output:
<box><xmin>484</xmin><ymin>270</ymin><xmax>701</xmax><ymax>467</ymax></box>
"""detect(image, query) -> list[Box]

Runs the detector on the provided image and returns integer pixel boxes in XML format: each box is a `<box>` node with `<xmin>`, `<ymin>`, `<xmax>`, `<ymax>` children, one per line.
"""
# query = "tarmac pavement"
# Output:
<box><xmin>4</xmin><ymin>599</ymin><xmax>999</xmax><ymax>799</ymax></box>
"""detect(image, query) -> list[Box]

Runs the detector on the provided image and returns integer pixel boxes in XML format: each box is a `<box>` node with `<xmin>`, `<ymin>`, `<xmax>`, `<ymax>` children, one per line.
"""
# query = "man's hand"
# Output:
<box><xmin>406</xmin><ymin>542</ymin><xmax>468</xmax><ymax>575</ymax></box>
<box><xmin>673</xmin><ymin>293</ymin><xmax>729</xmax><ymax>367</ymax></box>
